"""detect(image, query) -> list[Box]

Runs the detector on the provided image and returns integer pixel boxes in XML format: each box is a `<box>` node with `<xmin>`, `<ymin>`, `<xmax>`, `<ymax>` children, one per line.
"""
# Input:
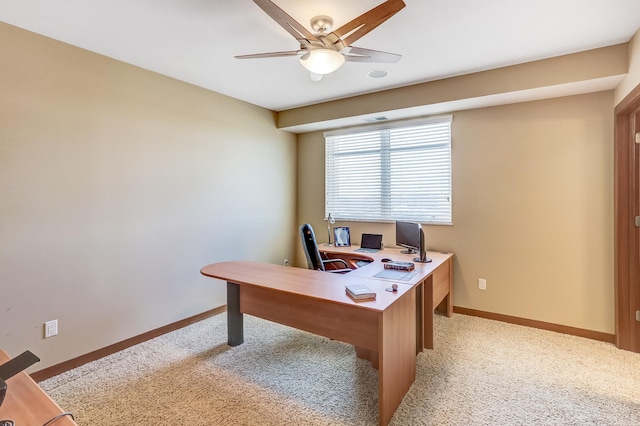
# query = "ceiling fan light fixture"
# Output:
<box><xmin>299</xmin><ymin>49</ymin><xmax>345</xmax><ymax>75</ymax></box>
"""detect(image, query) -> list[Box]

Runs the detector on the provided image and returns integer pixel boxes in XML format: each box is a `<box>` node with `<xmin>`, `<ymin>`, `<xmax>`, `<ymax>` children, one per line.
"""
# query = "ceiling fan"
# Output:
<box><xmin>235</xmin><ymin>0</ymin><xmax>406</xmax><ymax>81</ymax></box>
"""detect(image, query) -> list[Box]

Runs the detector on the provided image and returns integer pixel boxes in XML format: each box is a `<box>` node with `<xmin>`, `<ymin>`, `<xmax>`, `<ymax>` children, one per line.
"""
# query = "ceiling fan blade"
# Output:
<box><xmin>342</xmin><ymin>46</ymin><xmax>401</xmax><ymax>63</ymax></box>
<box><xmin>235</xmin><ymin>50</ymin><xmax>302</xmax><ymax>59</ymax></box>
<box><xmin>252</xmin><ymin>0</ymin><xmax>319</xmax><ymax>44</ymax></box>
<box><xmin>333</xmin><ymin>0</ymin><xmax>406</xmax><ymax>47</ymax></box>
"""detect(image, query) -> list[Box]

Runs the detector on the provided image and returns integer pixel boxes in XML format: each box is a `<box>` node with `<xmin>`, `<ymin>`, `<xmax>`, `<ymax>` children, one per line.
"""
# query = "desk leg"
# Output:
<box><xmin>415</xmin><ymin>282</ymin><xmax>424</xmax><ymax>354</ymax></box>
<box><xmin>424</xmin><ymin>276</ymin><xmax>435</xmax><ymax>350</ymax></box>
<box><xmin>379</xmin><ymin>288</ymin><xmax>416</xmax><ymax>426</ymax></box>
<box><xmin>227</xmin><ymin>282</ymin><xmax>244</xmax><ymax>346</ymax></box>
<box><xmin>445</xmin><ymin>258</ymin><xmax>454</xmax><ymax>317</ymax></box>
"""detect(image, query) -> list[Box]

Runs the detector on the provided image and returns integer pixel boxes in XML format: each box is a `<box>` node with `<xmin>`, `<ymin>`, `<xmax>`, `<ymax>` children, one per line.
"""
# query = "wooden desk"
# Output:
<box><xmin>0</xmin><ymin>350</ymin><xmax>77</xmax><ymax>425</ymax></box>
<box><xmin>320</xmin><ymin>246</ymin><xmax>454</xmax><ymax>350</ymax></box>
<box><xmin>200</xmin><ymin>261</ymin><xmax>417</xmax><ymax>426</ymax></box>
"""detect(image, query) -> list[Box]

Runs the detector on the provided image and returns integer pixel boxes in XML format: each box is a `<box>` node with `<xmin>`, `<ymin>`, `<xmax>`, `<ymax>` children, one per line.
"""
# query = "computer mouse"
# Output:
<box><xmin>381</xmin><ymin>258</ymin><xmax>392</xmax><ymax>262</ymax></box>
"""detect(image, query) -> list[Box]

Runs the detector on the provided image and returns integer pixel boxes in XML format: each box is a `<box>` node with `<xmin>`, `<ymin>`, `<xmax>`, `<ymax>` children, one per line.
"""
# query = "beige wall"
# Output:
<box><xmin>615</xmin><ymin>28</ymin><xmax>640</xmax><ymax>104</ymax></box>
<box><xmin>0</xmin><ymin>22</ymin><xmax>297</xmax><ymax>370</ymax></box>
<box><xmin>298</xmin><ymin>91</ymin><xmax>614</xmax><ymax>333</ymax></box>
<box><xmin>0</xmin><ymin>16</ymin><xmax>625</xmax><ymax>371</ymax></box>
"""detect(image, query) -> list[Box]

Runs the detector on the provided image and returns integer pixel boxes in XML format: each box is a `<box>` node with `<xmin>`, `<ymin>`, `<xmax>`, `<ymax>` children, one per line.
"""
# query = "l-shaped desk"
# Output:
<box><xmin>200</xmin><ymin>246</ymin><xmax>453</xmax><ymax>426</ymax></box>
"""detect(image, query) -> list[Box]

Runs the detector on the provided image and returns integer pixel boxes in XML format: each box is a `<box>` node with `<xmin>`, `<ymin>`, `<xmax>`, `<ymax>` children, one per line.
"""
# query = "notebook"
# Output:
<box><xmin>356</xmin><ymin>233</ymin><xmax>383</xmax><ymax>252</ymax></box>
<box><xmin>345</xmin><ymin>283</ymin><xmax>376</xmax><ymax>300</ymax></box>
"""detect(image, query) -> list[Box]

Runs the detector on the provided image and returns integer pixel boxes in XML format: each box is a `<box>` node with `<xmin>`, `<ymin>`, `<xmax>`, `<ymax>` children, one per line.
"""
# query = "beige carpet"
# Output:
<box><xmin>40</xmin><ymin>313</ymin><xmax>640</xmax><ymax>425</ymax></box>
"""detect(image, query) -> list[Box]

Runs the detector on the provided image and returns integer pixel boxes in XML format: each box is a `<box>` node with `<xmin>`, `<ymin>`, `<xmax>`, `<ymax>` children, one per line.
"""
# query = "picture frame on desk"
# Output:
<box><xmin>333</xmin><ymin>226</ymin><xmax>351</xmax><ymax>247</ymax></box>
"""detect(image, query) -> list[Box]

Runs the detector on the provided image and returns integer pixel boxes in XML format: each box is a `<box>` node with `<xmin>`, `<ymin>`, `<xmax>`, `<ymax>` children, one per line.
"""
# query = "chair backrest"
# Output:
<box><xmin>300</xmin><ymin>223</ymin><xmax>325</xmax><ymax>271</ymax></box>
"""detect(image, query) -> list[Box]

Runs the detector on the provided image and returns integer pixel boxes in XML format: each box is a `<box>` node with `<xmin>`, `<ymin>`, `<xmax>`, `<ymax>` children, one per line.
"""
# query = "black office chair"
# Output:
<box><xmin>300</xmin><ymin>223</ymin><xmax>351</xmax><ymax>273</ymax></box>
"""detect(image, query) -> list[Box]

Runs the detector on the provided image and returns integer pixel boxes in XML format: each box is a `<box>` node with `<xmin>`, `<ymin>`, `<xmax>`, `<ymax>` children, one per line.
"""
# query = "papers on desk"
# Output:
<box><xmin>374</xmin><ymin>269</ymin><xmax>418</xmax><ymax>281</ymax></box>
<box><xmin>345</xmin><ymin>283</ymin><xmax>376</xmax><ymax>301</ymax></box>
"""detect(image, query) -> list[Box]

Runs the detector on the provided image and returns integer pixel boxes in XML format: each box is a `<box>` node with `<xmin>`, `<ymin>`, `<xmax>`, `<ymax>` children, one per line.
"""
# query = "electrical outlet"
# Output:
<box><xmin>283</xmin><ymin>259</ymin><xmax>290</xmax><ymax>266</ymax></box>
<box><xmin>44</xmin><ymin>319</ymin><xmax>58</xmax><ymax>338</ymax></box>
<box><xmin>478</xmin><ymin>279</ymin><xmax>487</xmax><ymax>291</ymax></box>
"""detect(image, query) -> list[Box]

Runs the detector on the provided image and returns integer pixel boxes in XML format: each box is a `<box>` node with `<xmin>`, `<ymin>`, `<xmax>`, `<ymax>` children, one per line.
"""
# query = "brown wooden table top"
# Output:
<box><xmin>320</xmin><ymin>245</ymin><xmax>454</xmax><ymax>286</ymax></box>
<box><xmin>200</xmin><ymin>260</ymin><xmax>413</xmax><ymax>312</ymax></box>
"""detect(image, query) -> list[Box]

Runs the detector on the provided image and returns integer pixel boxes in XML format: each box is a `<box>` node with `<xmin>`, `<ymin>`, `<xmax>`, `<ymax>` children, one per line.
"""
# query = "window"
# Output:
<box><xmin>325</xmin><ymin>116</ymin><xmax>452</xmax><ymax>224</ymax></box>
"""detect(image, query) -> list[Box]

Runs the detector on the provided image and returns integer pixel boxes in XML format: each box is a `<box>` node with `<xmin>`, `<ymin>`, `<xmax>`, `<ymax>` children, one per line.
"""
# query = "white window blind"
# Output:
<box><xmin>325</xmin><ymin>116</ymin><xmax>452</xmax><ymax>224</ymax></box>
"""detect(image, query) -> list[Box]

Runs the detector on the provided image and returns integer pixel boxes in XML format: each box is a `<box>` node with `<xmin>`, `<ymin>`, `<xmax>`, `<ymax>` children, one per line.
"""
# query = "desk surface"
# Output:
<box><xmin>321</xmin><ymin>245</ymin><xmax>453</xmax><ymax>286</ymax></box>
<box><xmin>201</xmin><ymin>260</ymin><xmax>413</xmax><ymax>311</ymax></box>
<box><xmin>0</xmin><ymin>350</ymin><xmax>77</xmax><ymax>425</ymax></box>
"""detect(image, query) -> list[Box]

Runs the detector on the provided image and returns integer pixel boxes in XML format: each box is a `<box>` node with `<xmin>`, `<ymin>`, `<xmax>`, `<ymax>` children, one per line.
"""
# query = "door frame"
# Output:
<box><xmin>614</xmin><ymin>83</ymin><xmax>640</xmax><ymax>352</ymax></box>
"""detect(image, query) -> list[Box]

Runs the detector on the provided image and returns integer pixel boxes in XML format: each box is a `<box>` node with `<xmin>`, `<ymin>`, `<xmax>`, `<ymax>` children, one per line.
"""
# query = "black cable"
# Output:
<box><xmin>42</xmin><ymin>412</ymin><xmax>75</xmax><ymax>426</ymax></box>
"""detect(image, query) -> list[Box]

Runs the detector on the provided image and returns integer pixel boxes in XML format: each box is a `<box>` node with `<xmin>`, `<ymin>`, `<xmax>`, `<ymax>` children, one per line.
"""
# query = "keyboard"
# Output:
<box><xmin>355</xmin><ymin>248</ymin><xmax>379</xmax><ymax>253</ymax></box>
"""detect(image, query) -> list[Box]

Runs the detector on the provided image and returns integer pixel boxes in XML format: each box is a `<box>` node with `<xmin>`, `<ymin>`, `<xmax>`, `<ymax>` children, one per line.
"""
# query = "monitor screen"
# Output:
<box><xmin>395</xmin><ymin>221</ymin><xmax>421</xmax><ymax>254</ymax></box>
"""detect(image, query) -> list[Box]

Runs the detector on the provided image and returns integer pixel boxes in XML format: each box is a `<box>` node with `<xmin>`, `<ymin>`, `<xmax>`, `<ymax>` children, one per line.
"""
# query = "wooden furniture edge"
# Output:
<box><xmin>0</xmin><ymin>350</ymin><xmax>78</xmax><ymax>425</ymax></box>
<box><xmin>31</xmin><ymin>307</ymin><xmax>225</xmax><ymax>382</ymax></box>
<box><xmin>453</xmin><ymin>307</ymin><xmax>616</xmax><ymax>344</ymax></box>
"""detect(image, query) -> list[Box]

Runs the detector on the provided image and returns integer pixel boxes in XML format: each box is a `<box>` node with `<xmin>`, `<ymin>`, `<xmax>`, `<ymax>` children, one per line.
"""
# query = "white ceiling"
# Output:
<box><xmin>1</xmin><ymin>0</ymin><xmax>640</xmax><ymax>112</ymax></box>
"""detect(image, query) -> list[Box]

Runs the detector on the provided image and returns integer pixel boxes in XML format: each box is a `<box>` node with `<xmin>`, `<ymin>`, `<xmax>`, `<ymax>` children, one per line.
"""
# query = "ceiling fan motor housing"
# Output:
<box><xmin>310</xmin><ymin>15</ymin><xmax>333</xmax><ymax>33</ymax></box>
<box><xmin>307</xmin><ymin>32</ymin><xmax>346</xmax><ymax>52</ymax></box>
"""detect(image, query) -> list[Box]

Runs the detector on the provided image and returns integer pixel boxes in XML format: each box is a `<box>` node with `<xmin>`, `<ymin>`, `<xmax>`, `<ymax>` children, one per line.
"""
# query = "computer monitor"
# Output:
<box><xmin>396</xmin><ymin>221</ymin><xmax>421</xmax><ymax>254</ymax></box>
<box><xmin>395</xmin><ymin>221</ymin><xmax>431</xmax><ymax>263</ymax></box>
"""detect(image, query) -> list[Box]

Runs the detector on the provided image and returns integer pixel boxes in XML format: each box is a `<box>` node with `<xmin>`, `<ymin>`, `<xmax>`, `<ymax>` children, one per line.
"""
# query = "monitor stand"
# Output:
<box><xmin>414</xmin><ymin>227</ymin><xmax>431</xmax><ymax>263</ymax></box>
<box><xmin>400</xmin><ymin>249</ymin><xmax>417</xmax><ymax>254</ymax></box>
